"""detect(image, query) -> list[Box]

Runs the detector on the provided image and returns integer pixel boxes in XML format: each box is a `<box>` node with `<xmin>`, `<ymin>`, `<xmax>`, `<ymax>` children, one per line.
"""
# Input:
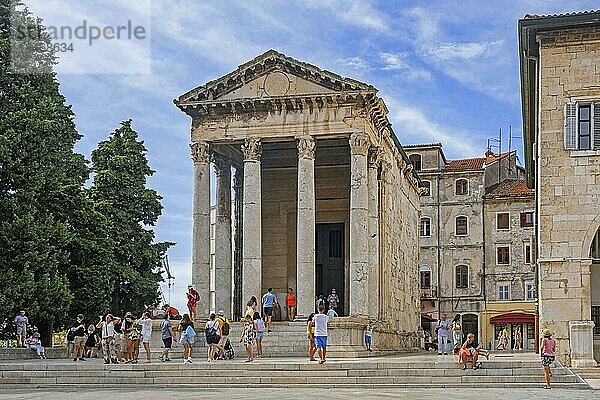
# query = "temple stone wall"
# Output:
<box><xmin>537</xmin><ymin>28</ymin><xmax>600</xmax><ymax>365</ymax></box>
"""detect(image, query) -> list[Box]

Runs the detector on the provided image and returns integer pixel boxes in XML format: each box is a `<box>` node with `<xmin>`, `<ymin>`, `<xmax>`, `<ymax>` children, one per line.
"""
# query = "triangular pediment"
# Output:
<box><xmin>176</xmin><ymin>50</ymin><xmax>375</xmax><ymax>104</ymax></box>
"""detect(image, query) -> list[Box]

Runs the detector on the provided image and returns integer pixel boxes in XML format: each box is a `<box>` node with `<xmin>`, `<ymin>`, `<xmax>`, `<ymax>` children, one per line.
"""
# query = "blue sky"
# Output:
<box><xmin>25</xmin><ymin>0</ymin><xmax>599</xmax><ymax>312</ymax></box>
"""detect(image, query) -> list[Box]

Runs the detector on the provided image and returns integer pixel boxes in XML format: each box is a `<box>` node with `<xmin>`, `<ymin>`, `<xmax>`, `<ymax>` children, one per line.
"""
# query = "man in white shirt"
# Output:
<box><xmin>436</xmin><ymin>313</ymin><xmax>450</xmax><ymax>355</ymax></box>
<box><xmin>312</xmin><ymin>305</ymin><xmax>329</xmax><ymax>364</ymax></box>
<box><xmin>96</xmin><ymin>314</ymin><xmax>121</xmax><ymax>364</ymax></box>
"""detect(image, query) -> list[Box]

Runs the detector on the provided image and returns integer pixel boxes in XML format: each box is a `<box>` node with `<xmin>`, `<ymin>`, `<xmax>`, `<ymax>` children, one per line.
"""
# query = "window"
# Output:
<box><xmin>420</xmin><ymin>217</ymin><xmax>431</xmax><ymax>237</ymax></box>
<box><xmin>520</xmin><ymin>211</ymin><xmax>534</xmax><ymax>228</ymax></box>
<box><xmin>593</xmin><ymin>306</ymin><xmax>600</xmax><ymax>336</ymax></box>
<box><xmin>525</xmin><ymin>282</ymin><xmax>535</xmax><ymax>300</ymax></box>
<box><xmin>498</xmin><ymin>284</ymin><xmax>510</xmax><ymax>301</ymax></box>
<box><xmin>420</xmin><ymin>180</ymin><xmax>431</xmax><ymax>196</ymax></box>
<box><xmin>455</xmin><ymin>179</ymin><xmax>468</xmax><ymax>195</ymax></box>
<box><xmin>591</xmin><ymin>228</ymin><xmax>600</xmax><ymax>262</ymax></box>
<box><xmin>524</xmin><ymin>242</ymin><xmax>531</xmax><ymax>264</ymax></box>
<box><xmin>497</xmin><ymin>212</ymin><xmax>510</xmax><ymax>230</ymax></box>
<box><xmin>455</xmin><ymin>265</ymin><xmax>468</xmax><ymax>289</ymax></box>
<box><xmin>419</xmin><ymin>265</ymin><xmax>431</xmax><ymax>289</ymax></box>
<box><xmin>409</xmin><ymin>154</ymin><xmax>422</xmax><ymax>171</ymax></box>
<box><xmin>455</xmin><ymin>216</ymin><xmax>468</xmax><ymax>236</ymax></box>
<box><xmin>564</xmin><ymin>101</ymin><xmax>600</xmax><ymax>151</ymax></box>
<box><xmin>497</xmin><ymin>246</ymin><xmax>510</xmax><ymax>265</ymax></box>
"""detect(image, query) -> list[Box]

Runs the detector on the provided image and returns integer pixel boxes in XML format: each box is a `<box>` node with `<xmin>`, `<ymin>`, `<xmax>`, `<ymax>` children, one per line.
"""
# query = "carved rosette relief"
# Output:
<box><xmin>190</xmin><ymin>141</ymin><xmax>210</xmax><ymax>164</ymax></box>
<box><xmin>297</xmin><ymin>136</ymin><xmax>316</xmax><ymax>160</ymax></box>
<box><xmin>242</xmin><ymin>138</ymin><xmax>262</xmax><ymax>162</ymax></box>
<box><xmin>349</xmin><ymin>132</ymin><xmax>370</xmax><ymax>156</ymax></box>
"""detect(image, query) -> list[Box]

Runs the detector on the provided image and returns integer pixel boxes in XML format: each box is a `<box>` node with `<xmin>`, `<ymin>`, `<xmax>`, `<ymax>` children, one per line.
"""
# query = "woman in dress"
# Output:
<box><xmin>495</xmin><ymin>329</ymin><xmax>507</xmax><ymax>350</ymax></box>
<box><xmin>187</xmin><ymin>285</ymin><xmax>199</xmax><ymax>321</ymax></box>
<box><xmin>179</xmin><ymin>313</ymin><xmax>196</xmax><ymax>364</ymax></box>
<box><xmin>306</xmin><ymin>313</ymin><xmax>316</xmax><ymax>361</ymax></box>
<box><xmin>240</xmin><ymin>314</ymin><xmax>256</xmax><ymax>362</ymax></box>
<box><xmin>123</xmin><ymin>313</ymin><xmax>140</xmax><ymax>363</ymax></box>
<box><xmin>513</xmin><ymin>326</ymin><xmax>522</xmax><ymax>351</ymax></box>
<box><xmin>253</xmin><ymin>312</ymin><xmax>265</xmax><ymax>358</ymax></box>
<box><xmin>451</xmin><ymin>314</ymin><xmax>462</xmax><ymax>354</ymax></box>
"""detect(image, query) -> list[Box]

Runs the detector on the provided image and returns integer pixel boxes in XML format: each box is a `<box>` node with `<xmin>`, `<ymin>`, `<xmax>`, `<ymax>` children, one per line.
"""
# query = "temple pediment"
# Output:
<box><xmin>175</xmin><ymin>49</ymin><xmax>376</xmax><ymax>107</ymax></box>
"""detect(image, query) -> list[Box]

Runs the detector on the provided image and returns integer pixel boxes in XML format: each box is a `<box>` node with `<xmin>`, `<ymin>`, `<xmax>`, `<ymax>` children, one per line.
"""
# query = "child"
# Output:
<box><xmin>240</xmin><ymin>314</ymin><xmax>256</xmax><ymax>362</ymax></box>
<box><xmin>326</xmin><ymin>305</ymin><xmax>338</xmax><ymax>319</ymax></box>
<box><xmin>85</xmin><ymin>325</ymin><xmax>99</xmax><ymax>358</ymax></box>
<box><xmin>253</xmin><ymin>312</ymin><xmax>265</xmax><ymax>357</ymax></box>
<box><xmin>364</xmin><ymin>322</ymin><xmax>374</xmax><ymax>352</ymax></box>
<box><xmin>540</xmin><ymin>329</ymin><xmax>556</xmax><ymax>389</ymax></box>
<box><xmin>26</xmin><ymin>332</ymin><xmax>45</xmax><ymax>359</ymax></box>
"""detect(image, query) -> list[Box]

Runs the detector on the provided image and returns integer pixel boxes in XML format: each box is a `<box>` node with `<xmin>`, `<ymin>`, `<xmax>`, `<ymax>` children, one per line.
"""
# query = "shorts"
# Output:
<box><xmin>74</xmin><ymin>336</ymin><xmax>86</xmax><ymax>348</ymax></box>
<box><xmin>541</xmin><ymin>355</ymin><xmax>555</xmax><ymax>367</ymax></box>
<box><xmin>315</xmin><ymin>336</ymin><xmax>327</xmax><ymax>349</ymax></box>
<box><xmin>16</xmin><ymin>326</ymin><xmax>26</xmax><ymax>337</ymax></box>
<box><xmin>180</xmin><ymin>335</ymin><xmax>195</xmax><ymax>345</ymax></box>
<box><xmin>264</xmin><ymin>307</ymin><xmax>273</xmax><ymax>316</ymax></box>
<box><xmin>365</xmin><ymin>335</ymin><xmax>372</xmax><ymax>345</ymax></box>
<box><xmin>206</xmin><ymin>335</ymin><xmax>219</xmax><ymax>345</ymax></box>
<box><xmin>162</xmin><ymin>337</ymin><xmax>172</xmax><ymax>349</ymax></box>
<box><xmin>141</xmin><ymin>332</ymin><xmax>151</xmax><ymax>343</ymax></box>
<box><xmin>114</xmin><ymin>333</ymin><xmax>124</xmax><ymax>347</ymax></box>
<box><xmin>256</xmin><ymin>332</ymin><xmax>264</xmax><ymax>340</ymax></box>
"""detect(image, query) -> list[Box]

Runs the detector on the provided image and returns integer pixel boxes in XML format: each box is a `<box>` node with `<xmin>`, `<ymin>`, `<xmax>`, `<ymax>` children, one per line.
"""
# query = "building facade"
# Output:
<box><xmin>519</xmin><ymin>11</ymin><xmax>600</xmax><ymax>366</ymax></box>
<box><xmin>175</xmin><ymin>50</ymin><xmax>421</xmax><ymax>354</ymax></box>
<box><xmin>405</xmin><ymin>144</ymin><xmax>534</xmax><ymax>348</ymax></box>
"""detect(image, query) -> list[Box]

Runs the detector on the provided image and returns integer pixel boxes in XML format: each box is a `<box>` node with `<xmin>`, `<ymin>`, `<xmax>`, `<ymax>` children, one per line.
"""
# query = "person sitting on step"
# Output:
<box><xmin>459</xmin><ymin>333</ymin><xmax>482</xmax><ymax>370</ymax></box>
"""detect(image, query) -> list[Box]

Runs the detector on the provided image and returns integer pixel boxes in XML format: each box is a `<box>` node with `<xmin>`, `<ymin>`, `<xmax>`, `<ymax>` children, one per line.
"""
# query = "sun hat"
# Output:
<box><xmin>542</xmin><ymin>329</ymin><xmax>552</xmax><ymax>337</ymax></box>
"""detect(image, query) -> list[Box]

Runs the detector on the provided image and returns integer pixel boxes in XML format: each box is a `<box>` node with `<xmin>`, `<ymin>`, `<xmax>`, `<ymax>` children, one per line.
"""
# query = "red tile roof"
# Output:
<box><xmin>485</xmin><ymin>179</ymin><xmax>534</xmax><ymax>198</ymax></box>
<box><xmin>444</xmin><ymin>152</ymin><xmax>511</xmax><ymax>172</ymax></box>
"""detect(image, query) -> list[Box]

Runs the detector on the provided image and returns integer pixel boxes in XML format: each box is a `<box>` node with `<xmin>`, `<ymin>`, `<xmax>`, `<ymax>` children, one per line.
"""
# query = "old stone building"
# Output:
<box><xmin>519</xmin><ymin>11</ymin><xmax>600</xmax><ymax>366</ymax></box>
<box><xmin>175</xmin><ymin>50</ymin><xmax>421</xmax><ymax>353</ymax></box>
<box><xmin>405</xmin><ymin>144</ymin><xmax>532</xmax><ymax>346</ymax></box>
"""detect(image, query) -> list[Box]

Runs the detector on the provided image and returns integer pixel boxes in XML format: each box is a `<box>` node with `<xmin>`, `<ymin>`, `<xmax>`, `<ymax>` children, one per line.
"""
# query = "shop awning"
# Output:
<box><xmin>421</xmin><ymin>314</ymin><xmax>436</xmax><ymax>322</ymax></box>
<box><xmin>490</xmin><ymin>312</ymin><xmax>535</xmax><ymax>324</ymax></box>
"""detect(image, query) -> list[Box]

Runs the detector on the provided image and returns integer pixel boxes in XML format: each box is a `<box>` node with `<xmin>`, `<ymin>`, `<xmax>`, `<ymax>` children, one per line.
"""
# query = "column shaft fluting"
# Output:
<box><xmin>190</xmin><ymin>141</ymin><xmax>211</xmax><ymax>319</ymax></box>
<box><xmin>214</xmin><ymin>154</ymin><xmax>232</xmax><ymax>317</ymax></box>
<box><xmin>367</xmin><ymin>148</ymin><xmax>380</xmax><ymax>317</ymax></box>
<box><xmin>296</xmin><ymin>136</ymin><xmax>316</xmax><ymax>318</ymax></box>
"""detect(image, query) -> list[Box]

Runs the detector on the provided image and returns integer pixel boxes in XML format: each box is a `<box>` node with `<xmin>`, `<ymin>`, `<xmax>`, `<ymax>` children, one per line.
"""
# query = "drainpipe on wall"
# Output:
<box><xmin>437</xmin><ymin>158</ymin><xmax>442</xmax><ymax>320</ymax></box>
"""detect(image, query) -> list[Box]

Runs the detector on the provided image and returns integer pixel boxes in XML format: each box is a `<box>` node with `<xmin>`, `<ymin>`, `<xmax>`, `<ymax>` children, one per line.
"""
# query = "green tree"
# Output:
<box><xmin>0</xmin><ymin>0</ymin><xmax>86</xmax><ymax>342</ymax></box>
<box><xmin>90</xmin><ymin>120</ymin><xmax>172</xmax><ymax>316</ymax></box>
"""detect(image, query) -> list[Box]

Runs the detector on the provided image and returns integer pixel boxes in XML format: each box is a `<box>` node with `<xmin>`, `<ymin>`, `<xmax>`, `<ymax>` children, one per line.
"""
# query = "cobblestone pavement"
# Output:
<box><xmin>1</xmin><ymin>388</ymin><xmax>598</xmax><ymax>400</ymax></box>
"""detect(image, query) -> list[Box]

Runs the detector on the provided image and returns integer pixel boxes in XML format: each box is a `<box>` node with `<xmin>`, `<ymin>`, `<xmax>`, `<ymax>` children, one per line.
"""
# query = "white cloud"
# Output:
<box><xmin>378</xmin><ymin>52</ymin><xmax>432</xmax><ymax>81</ymax></box>
<box><xmin>337</xmin><ymin>56</ymin><xmax>369</xmax><ymax>72</ymax></box>
<box><xmin>303</xmin><ymin>0</ymin><xmax>389</xmax><ymax>32</ymax></box>
<box><xmin>424</xmin><ymin>40</ymin><xmax>504</xmax><ymax>61</ymax></box>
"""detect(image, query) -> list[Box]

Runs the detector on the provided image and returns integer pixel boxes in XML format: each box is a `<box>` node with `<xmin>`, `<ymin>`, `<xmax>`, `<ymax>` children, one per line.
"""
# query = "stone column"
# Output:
<box><xmin>241</xmin><ymin>138</ymin><xmax>262</xmax><ymax>309</ymax></box>
<box><xmin>296</xmin><ymin>136</ymin><xmax>316</xmax><ymax>318</ymax></box>
<box><xmin>213</xmin><ymin>154</ymin><xmax>232</xmax><ymax>318</ymax></box>
<box><xmin>232</xmin><ymin>167</ymin><xmax>244</xmax><ymax>320</ymax></box>
<box><xmin>349</xmin><ymin>132</ymin><xmax>370</xmax><ymax>317</ymax></box>
<box><xmin>190</xmin><ymin>141</ymin><xmax>211</xmax><ymax>319</ymax></box>
<box><xmin>569</xmin><ymin>321</ymin><xmax>597</xmax><ymax>367</ymax></box>
<box><xmin>367</xmin><ymin>148</ymin><xmax>380</xmax><ymax>318</ymax></box>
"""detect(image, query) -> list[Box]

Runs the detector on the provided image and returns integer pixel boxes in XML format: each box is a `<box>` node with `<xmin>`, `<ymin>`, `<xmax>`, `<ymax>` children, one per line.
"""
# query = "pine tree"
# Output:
<box><xmin>90</xmin><ymin>120</ymin><xmax>172</xmax><ymax>316</ymax></box>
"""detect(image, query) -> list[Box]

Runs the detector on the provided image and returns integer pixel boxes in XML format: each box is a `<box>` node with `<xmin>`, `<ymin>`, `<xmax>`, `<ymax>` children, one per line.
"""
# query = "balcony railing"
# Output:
<box><xmin>420</xmin><ymin>286</ymin><xmax>438</xmax><ymax>299</ymax></box>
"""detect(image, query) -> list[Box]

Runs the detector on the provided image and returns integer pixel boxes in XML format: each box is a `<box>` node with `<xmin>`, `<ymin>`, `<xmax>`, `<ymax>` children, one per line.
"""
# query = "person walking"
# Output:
<box><xmin>285</xmin><ymin>288</ymin><xmax>296</xmax><ymax>321</ymax></box>
<box><xmin>123</xmin><ymin>313</ymin><xmax>140</xmax><ymax>363</ymax></box>
<box><xmin>496</xmin><ymin>329</ymin><xmax>507</xmax><ymax>350</ymax></box>
<box><xmin>306</xmin><ymin>313</ymin><xmax>317</xmax><ymax>361</ymax></box>
<box><xmin>245</xmin><ymin>296</ymin><xmax>258</xmax><ymax>318</ymax></box>
<box><xmin>187</xmin><ymin>284</ymin><xmax>200</xmax><ymax>321</ymax></box>
<box><xmin>113</xmin><ymin>315</ymin><xmax>124</xmax><ymax>362</ymax></box>
<box><xmin>436</xmin><ymin>313</ymin><xmax>450</xmax><ymax>355</ymax></box>
<box><xmin>315</xmin><ymin>295</ymin><xmax>325</xmax><ymax>312</ymax></box>
<box><xmin>26</xmin><ymin>332</ymin><xmax>45</xmax><ymax>359</ymax></box>
<box><xmin>513</xmin><ymin>326</ymin><xmax>522</xmax><ymax>351</ymax></box>
<box><xmin>326</xmin><ymin>289</ymin><xmax>340</xmax><ymax>313</ymax></box>
<box><xmin>313</xmin><ymin>305</ymin><xmax>329</xmax><ymax>364</ymax></box>
<box><xmin>364</xmin><ymin>322</ymin><xmax>374</xmax><ymax>352</ymax></box>
<box><xmin>69</xmin><ymin>314</ymin><xmax>87</xmax><ymax>361</ymax></box>
<box><xmin>160</xmin><ymin>313</ymin><xmax>174</xmax><ymax>362</ymax></box>
<box><xmin>451</xmin><ymin>314</ymin><xmax>463</xmax><ymax>354</ymax></box>
<box><xmin>204</xmin><ymin>313</ymin><xmax>220</xmax><ymax>362</ymax></box>
<box><xmin>84</xmin><ymin>325</ymin><xmax>99</xmax><ymax>359</ymax></box>
<box><xmin>215</xmin><ymin>310</ymin><xmax>231</xmax><ymax>360</ymax></box>
<box><xmin>540</xmin><ymin>329</ymin><xmax>556</xmax><ymax>389</ymax></box>
<box><xmin>179</xmin><ymin>314</ymin><xmax>196</xmax><ymax>364</ymax></box>
<box><xmin>14</xmin><ymin>310</ymin><xmax>28</xmax><ymax>348</ymax></box>
<box><xmin>96</xmin><ymin>314</ymin><xmax>121</xmax><ymax>364</ymax></box>
<box><xmin>253</xmin><ymin>312</ymin><xmax>265</xmax><ymax>358</ymax></box>
<box><xmin>137</xmin><ymin>312</ymin><xmax>153</xmax><ymax>363</ymax></box>
<box><xmin>240</xmin><ymin>314</ymin><xmax>256</xmax><ymax>362</ymax></box>
<box><xmin>261</xmin><ymin>288</ymin><xmax>278</xmax><ymax>333</ymax></box>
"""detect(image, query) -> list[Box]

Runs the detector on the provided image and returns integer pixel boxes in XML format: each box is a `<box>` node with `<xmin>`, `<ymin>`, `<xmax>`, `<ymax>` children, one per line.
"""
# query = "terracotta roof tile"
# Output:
<box><xmin>444</xmin><ymin>157</ymin><xmax>486</xmax><ymax>171</ymax></box>
<box><xmin>485</xmin><ymin>179</ymin><xmax>534</xmax><ymax>198</ymax></box>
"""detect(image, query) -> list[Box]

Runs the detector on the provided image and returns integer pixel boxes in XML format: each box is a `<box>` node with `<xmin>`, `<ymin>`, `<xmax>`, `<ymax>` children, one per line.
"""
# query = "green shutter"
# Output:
<box><xmin>564</xmin><ymin>102</ymin><xmax>577</xmax><ymax>150</ymax></box>
<box><xmin>594</xmin><ymin>102</ymin><xmax>600</xmax><ymax>150</ymax></box>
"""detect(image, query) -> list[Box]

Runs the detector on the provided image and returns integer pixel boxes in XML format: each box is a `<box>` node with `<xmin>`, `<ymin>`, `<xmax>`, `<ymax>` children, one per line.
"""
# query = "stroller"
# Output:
<box><xmin>214</xmin><ymin>338</ymin><xmax>234</xmax><ymax>360</ymax></box>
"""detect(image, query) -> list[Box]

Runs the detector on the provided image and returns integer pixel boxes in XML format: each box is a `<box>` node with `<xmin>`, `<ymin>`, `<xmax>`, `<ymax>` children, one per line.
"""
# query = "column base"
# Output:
<box><xmin>571</xmin><ymin>358</ymin><xmax>598</xmax><ymax>368</ymax></box>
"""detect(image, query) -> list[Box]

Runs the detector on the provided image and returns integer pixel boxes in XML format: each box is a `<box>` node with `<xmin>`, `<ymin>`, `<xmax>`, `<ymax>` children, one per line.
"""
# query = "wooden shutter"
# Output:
<box><xmin>594</xmin><ymin>102</ymin><xmax>600</xmax><ymax>150</ymax></box>
<box><xmin>520</xmin><ymin>212</ymin><xmax>526</xmax><ymax>227</ymax></box>
<box><xmin>564</xmin><ymin>102</ymin><xmax>577</xmax><ymax>150</ymax></box>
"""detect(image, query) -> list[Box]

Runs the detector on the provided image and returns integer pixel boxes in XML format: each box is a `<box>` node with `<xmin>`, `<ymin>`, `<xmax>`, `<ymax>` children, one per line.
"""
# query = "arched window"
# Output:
<box><xmin>455</xmin><ymin>264</ymin><xmax>468</xmax><ymax>288</ymax></box>
<box><xmin>420</xmin><ymin>180</ymin><xmax>431</xmax><ymax>196</ymax></box>
<box><xmin>591</xmin><ymin>228</ymin><xmax>600</xmax><ymax>263</ymax></box>
<box><xmin>455</xmin><ymin>178</ymin><xmax>468</xmax><ymax>195</ymax></box>
<box><xmin>409</xmin><ymin>154</ymin><xmax>422</xmax><ymax>171</ymax></box>
<box><xmin>419</xmin><ymin>265</ymin><xmax>431</xmax><ymax>289</ymax></box>
<box><xmin>420</xmin><ymin>217</ymin><xmax>431</xmax><ymax>237</ymax></box>
<box><xmin>455</xmin><ymin>216</ymin><xmax>468</xmax><ymax>236</ymax></box>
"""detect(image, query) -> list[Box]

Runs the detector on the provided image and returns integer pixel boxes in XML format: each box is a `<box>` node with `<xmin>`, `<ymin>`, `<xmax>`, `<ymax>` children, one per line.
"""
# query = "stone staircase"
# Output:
<box><xmin>572</xmin><ymin>367</ymin><xmax>600</xmax><ymax>389</ymax></box>
<box><xmin>0</xmin><ymin>354</ymin><xmax>590</xmax><ymax>389</ymax></box>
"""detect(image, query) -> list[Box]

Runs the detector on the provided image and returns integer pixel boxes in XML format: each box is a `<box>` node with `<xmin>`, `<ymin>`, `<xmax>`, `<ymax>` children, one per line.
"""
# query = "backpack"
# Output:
<box><xmin>205</xmin><ymin>321</ymin><xmax>218</xmax><ymax>342</ymax></box>
<box><xmin>194</xmin><ymin>291</ymin><xmax>200</xmax><ymax>302</ymax></box>
<box><xmin>185</xmin><ymin>324</ymin><xmax>196</xmax><ymax>338</ymax></box>
<box><xmin>66</xmin><ymin>329</ymin><xmax>75</xmax><ymax>342</ymax></box>
<box><xmin>219</xmin><ymin>317</ymin><xmax>230</xmax><ymax>336</ymax></box>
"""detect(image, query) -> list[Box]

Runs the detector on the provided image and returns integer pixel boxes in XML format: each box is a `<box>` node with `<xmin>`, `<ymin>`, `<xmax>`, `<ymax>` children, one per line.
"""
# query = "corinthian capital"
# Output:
<box><xmin>349</xmin><ymin>132</ymin><xmax>370</xmax><ymax>156</ymax></box>
<box><xmin>242</xmin><ymin>138</ymin><xmax>262</xmax><ymax>162</ymax></box>
<box><xmin>190</xmin><ymin>141</ymin><xmax>210</xmax><ymax>164</ymax></box>
<box><xmin>368</xmin><ymin>147</ymin><xmax>381</xmax><ymax>167</ymax></box>
<box><xmin>297</xmin><ymin>136</ymin><xmax>316</xmax><ymax>160</ymax></box>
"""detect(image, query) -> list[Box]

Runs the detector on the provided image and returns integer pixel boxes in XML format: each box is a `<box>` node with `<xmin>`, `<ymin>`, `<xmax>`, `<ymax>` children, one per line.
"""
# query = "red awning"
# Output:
<box><xmin>421</xmin><ymin>314</ymin><xmax>436</xmax><ymax>322</ymax></box>
<box><xmin>490</xmin><ymin>312</ymin><xmax>535</xmax><ymax>324</ymax></box>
